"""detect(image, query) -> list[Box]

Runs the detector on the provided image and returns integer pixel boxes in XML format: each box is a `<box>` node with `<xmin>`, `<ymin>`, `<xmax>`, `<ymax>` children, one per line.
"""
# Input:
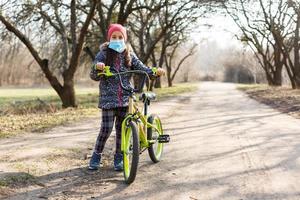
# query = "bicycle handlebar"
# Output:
<box><xmin>97</xmin><ymin>66</ymin><xmax>157</xmax><ymax>93</ymax></box>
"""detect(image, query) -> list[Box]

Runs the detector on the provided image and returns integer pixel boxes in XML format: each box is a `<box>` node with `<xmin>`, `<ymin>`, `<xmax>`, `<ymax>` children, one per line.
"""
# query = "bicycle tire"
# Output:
<box><xmin>123</xmin><ymin>120</ymin><xmax>139</xmax><ymax>184</ymax></box>
<box><xmin>147</xmin><ymin>114</ymin><xmax>164</xmax><ymax>163</ymax></box>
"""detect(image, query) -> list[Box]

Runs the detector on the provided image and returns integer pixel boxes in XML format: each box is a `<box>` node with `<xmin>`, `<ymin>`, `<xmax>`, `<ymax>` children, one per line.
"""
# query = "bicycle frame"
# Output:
<box><xmin>96</xmin><ymin>65</ymin><xmax>168</xmax><ymax>183</ymax></box>
<box><xmin>121</xmin><ymin>94</ymin><xmax>162</xmax><ymax>153</ymax></box>
<box><xmin>96</xmin><ymin>65</ymin><xmax>161</xmax><ymax>153</ymax></box>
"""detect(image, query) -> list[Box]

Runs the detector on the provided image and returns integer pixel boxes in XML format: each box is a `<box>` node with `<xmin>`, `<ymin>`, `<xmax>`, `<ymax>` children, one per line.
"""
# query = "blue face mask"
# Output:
<box><xmin>108</xmin><ymin>40</ymin><xmax>126</xmax><ymax>53</ymax></box>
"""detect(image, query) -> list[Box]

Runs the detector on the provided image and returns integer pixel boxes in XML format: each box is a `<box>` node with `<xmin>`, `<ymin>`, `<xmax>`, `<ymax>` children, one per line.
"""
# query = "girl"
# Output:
<box><xmin>89</xmin><ymin>24</ymin><xmax>164</xmax><ymax>171</ymax></box>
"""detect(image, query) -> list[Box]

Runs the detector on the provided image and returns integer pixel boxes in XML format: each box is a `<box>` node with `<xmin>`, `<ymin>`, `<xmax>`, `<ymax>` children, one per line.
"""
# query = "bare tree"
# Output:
<box><xmin>73</xmin><ymin>0</ymin><xmax>224</xmax><ymax>89</ymax></box>
<box><xmin>223</xmin><ymin>0</ymin><xmax>289</xmax><ymax>86</ymax></box>
<box><xmin>0</xmin><ymin>0</ymin><xmax>98</xmax><ymax>107</ymax></box>
<box><xmin>165</xmin><ymin>43</ymin><xmax>198</xmax><ymax>87</ymax></box>
<box><xmin>128</xmin><ymin>0</ymin><xmax>201</xmax><ymax>88</ymax></box>
<box><xmin>81</xmin><ymin>0</ymin><xmax>168</xmax><ymax>60</ymax></box>
<box><xmin>278</xmin><ymin>0</ymin><xmax>300</xmax><ymax>88</ymax></box>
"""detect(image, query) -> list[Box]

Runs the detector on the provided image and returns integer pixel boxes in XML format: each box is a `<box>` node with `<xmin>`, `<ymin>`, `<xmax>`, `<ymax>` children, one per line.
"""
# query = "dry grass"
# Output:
<box><xmin>0</xmin><ymin>82</ymin><xmax>199</xmax><ymax>138</ymax></box>
<box><xmin>0</xmin><ymin>107</ymin><xmax>98</xmax><ymax>138</ymax></box>
<box><xmin>238</xmin><ymin>84</ymin><xmax>300</xmax><ymax>119</ymax></box>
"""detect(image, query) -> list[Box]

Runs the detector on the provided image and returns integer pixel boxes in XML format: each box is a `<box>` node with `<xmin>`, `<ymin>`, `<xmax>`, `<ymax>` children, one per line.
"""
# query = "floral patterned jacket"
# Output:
<box><xmin>90</xmin><ymin>43</ymin><xmax>153</xmax><ymax>109</ymax></box>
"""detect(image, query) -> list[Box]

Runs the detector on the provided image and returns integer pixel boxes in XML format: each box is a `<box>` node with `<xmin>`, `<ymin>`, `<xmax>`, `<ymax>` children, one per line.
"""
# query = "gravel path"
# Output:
<box><xmin>1</xmin><ymin>82</ymin><xmax>300</xmax><ymax>200</ymax></box>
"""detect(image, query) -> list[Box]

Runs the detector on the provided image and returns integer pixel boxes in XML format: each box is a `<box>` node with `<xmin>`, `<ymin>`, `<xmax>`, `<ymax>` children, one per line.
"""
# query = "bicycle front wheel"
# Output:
<box><xmin>147</xmin><ymin>115</ymin><xmax>164</xmax><ymax>163</ymax></box>
<box><xmin>123</xmin><ymin>120</ymin><xmax>139</xmax><ymax>184</ymax></box>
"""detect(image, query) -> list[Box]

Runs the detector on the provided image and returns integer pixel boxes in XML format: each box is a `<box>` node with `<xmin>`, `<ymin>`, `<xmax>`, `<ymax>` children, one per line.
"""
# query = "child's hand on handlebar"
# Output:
<box><xmin>95</xmin><ymin>62</ymin><xmax>105</xmax><ymax>71</ymax></box>
<box><xmin>156</xmin><ymin>68</ymin><xmax>165</xmax><ymax>76</ymax></box>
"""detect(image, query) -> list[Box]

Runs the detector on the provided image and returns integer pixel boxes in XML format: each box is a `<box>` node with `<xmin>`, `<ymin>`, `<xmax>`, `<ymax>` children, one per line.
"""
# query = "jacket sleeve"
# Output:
<box><xmin>90</xmin><ymin>50</ymin><xmax>106</xmax><ymax>81</ymax></box>
<box><xmin>131</xmin><ymin>53</ymin><xmax>154</xmax><ymax>76</ymax></box>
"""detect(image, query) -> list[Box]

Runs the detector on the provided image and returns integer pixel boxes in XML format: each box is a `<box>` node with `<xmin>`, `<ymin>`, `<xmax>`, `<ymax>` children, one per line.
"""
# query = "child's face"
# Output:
<box><xmin>110</xmin><ymin>31</ymin><xmax>124</xmax><ymax>41</ymax></box>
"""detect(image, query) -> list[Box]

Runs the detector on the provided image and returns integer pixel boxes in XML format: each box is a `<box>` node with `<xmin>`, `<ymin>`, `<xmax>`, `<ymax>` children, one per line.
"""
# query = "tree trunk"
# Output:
<box><xmin>293</xmin><ymin>80</ymin><xmax>300</xmax><ymax>89</ymax></box>
<box><xmin>60</xmin><ymin>80</ymin><xmax>77</xmax><ymax>108</ymax></box>
<box><xmin>154</xmin><ymin>77</ymin><xmax>161</xmax><ymax>88</ymax></box>
<box><xmin>273</xmin><ymin>65</ymin><xmax>282</xmax><ymax>86</ymax></box>
<box><xmin>0</xmin><ymin>1</ymin><xmax>97</xmax><ymax>108</ymax></box>
<box><xmin>167</xmin><ymin>78</ymin><xmax>172</xmax><ymax>87</ymax></box>
<box><xmin>272</xmin><ymin>44</ymin><xmax>283</xmax><ymax>86</ymax></box>
<box><xmin>293</xmin><ymin>14</ymin><xmax>300</xmax><ymax>89</ymax></box>
<box><xmin>166</xmin><ymin>67</ymin><xmax>172</xmax><ymax>87</ymax></box>
<box><xmin>262</xmin><ymin>57</ymin><xmax>282</xmax><ymax>86</ymax></box>
<box><xmin>183</xmin><ymin>71</ymin><xmax>189</xmax><ymax>82</ymax></box>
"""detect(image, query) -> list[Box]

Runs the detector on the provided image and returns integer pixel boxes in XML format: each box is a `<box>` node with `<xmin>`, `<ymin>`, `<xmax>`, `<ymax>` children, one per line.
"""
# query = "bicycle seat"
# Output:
<box><xmin>139</xmin><ymin>92</ymin><xmax>156</xmax><ymax>102</ymax></box>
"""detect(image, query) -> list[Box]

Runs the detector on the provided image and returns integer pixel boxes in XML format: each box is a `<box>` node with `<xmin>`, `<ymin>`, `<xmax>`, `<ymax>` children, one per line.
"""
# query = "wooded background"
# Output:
<box><xmin>1</xmin><ymin>0</ymin><xmax>300</xmax><ymax>107</ymax></box>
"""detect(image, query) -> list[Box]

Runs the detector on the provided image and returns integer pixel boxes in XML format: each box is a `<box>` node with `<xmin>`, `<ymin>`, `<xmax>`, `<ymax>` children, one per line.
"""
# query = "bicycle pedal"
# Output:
<box><xmin>158</xmin><ymin>134</ymin><xmax>170</xmax><ymax>143</ymax></box>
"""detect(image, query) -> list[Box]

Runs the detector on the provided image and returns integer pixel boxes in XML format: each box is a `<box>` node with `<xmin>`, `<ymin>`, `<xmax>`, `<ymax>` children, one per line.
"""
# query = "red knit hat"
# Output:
<box><xmin>107</xmin><ymin>24</ymin><xmax>127</xmax><ymax>41</ymax></box>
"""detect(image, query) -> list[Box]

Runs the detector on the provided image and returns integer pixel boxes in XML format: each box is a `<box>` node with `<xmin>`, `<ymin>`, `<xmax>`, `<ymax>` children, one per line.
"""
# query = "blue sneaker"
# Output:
<box><xmin>114</xmin><ymin>153</ymin><xmax>123</xmax><ymax>171</ymax></box>
<box><xmin>88</xmin><ymin>152</ymin><xmax>101</xmax><ymax>170</ymax></box>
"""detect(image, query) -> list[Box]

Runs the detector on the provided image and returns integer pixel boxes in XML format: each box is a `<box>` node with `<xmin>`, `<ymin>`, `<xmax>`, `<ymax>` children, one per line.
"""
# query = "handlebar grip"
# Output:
<box><xmin>97</xmin><ymin>66</ymin><xmax>113</xmax><ymax>77</ymax></box>
<box><xmin>151</xmin><ymin>67</ymin><xmax>158</xmax><ymax>76</ymax></box>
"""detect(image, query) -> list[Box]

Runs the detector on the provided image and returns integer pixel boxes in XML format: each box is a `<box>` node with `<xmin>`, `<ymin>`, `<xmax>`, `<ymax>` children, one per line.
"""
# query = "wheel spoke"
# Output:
<box><xmin>123</xmin><ymin>121</ymin><xmax>139</xmax><ymax>183</ymax></box>
<box><xmin>148</xmin><ymin>115</ymin><xmax>164</xmax><ymax>163</ymax></box>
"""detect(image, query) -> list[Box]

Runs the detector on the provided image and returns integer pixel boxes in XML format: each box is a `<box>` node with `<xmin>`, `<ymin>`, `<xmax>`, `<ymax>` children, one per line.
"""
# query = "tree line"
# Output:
<box><xmin>223</xmin><ymin>0</ymin><xmax>300</xmax><ymax>89</ymax></box>
<box><xmin>0</xmin><ymin>0</ymin><xmax>217</xmax><ymax>107</ymax></box>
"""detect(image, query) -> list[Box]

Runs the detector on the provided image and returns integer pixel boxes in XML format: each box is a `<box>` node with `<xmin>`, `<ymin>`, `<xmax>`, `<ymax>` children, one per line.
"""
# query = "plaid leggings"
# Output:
<box><xmin>94</xmin><ymin>107</ymin><xmax>128</xmax><ymax>154</ymax></box>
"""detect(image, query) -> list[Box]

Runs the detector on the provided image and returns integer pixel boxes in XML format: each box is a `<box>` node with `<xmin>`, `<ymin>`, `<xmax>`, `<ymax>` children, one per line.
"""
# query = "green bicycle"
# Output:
<box><xmin>99</xmin><ymin>66</ymin><xmax>170</xmax><ymax>184</ymax></box>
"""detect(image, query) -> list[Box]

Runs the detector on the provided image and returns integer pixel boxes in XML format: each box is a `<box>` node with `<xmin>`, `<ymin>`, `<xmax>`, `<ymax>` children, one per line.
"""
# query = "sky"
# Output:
<box><xmin>189</xmin><ymin>14</ymin><xmax>246</xmax><ymax>76</ymax></box>
<box><xmin>191</xmin><ymin>14</ymin><xmax>242</xmax><ymax>49</ymax></box>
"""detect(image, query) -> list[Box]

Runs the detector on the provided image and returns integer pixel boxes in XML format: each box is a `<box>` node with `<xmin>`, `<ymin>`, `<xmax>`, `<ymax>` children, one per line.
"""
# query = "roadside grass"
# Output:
<box><xmin>238</xmin><ymin>83</ymin><xmax>300</xmax><ymax>118</ymax></box>
<box><xmin>0</xmin><ymin>82</ymin><xmax>199</xmax><ymax>138</ymax></box>
<box><xmin>155</xmin><ymin>82</ymin><xmax>199</xmax><ymax>99</ymax></box>
<box><xmin>0</xmin><ymin>82</ymin><xmax>199</xmax><ymax>194</ymax></box>
<box><xmin>0</xmin><ymin>87</ymin><xmax>99</xmax><ymax>105</ymax></box>
<box><xmin>0</xmin><ymin>173</ymin><xmax>38</xmax><ymax>187</ymax></box>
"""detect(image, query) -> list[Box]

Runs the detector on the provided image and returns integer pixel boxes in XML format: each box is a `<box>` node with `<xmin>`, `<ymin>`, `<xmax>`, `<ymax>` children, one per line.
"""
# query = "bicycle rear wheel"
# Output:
<box><xmin>123</xmin><ymin>120</ymin><xmax>139</xmax><ymax>184</ymax></box>
<box><xmin>147</xmin><ymin>115</ymin><xmax>164</xmax><ymax>163</ymax></box>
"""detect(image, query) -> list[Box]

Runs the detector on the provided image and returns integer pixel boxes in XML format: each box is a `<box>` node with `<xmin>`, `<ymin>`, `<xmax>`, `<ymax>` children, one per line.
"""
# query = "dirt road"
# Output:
<box><xmin>1</xmin><ymin>82</ymin><xmax>300</xmax><ymax>200</ymax></box>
